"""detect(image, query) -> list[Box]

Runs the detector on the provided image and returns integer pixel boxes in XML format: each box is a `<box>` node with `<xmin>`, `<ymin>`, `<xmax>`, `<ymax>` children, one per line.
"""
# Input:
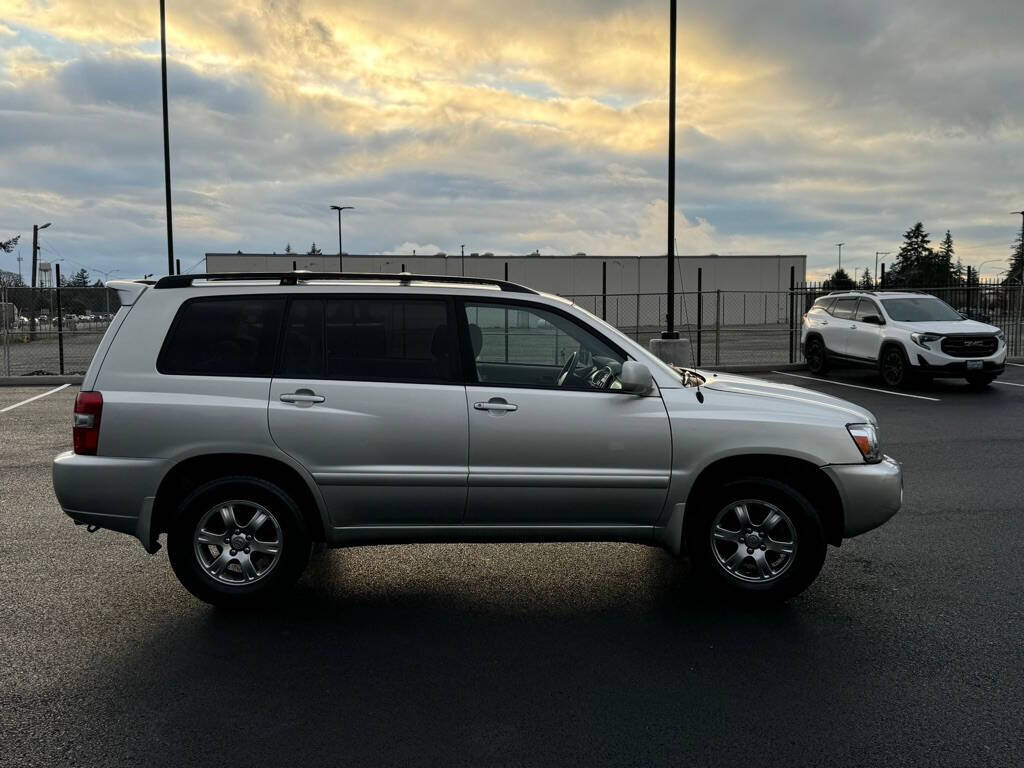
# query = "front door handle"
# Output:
<box><xmin>820</xmin><ymin>320</ymin><xmax>829</xmax><ymax>325</ymax></box>
<box><xmin>474</xmin><ymin>400</ymin><xmax>518</xmax><ymax>412</ymax></box>
<box><xmin>280</xmin><ymin>389</ymin><xmax>325</xmax><ymax>406</ymax></box>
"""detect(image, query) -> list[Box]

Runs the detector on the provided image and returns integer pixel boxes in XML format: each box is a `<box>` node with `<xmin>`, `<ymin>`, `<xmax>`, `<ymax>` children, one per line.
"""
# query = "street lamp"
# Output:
<box><xmin>835</xmin><ymin>243</ymin><xmax>844</xmax><ymax>273</ymax></box>
<box><xmin>330</xmin><ymin>205</ymin><xmax>354</xmax><ymax>271</ymax></box>
<box><xmin>977</xmin><ymin>259</ymin><xmax>1005</xmax><ymax>281</ymax></box>
<box><xmin>460</xmin><ymin>244</ymin><xmax>465</xmax><ymax>276</ymax></box>
<box><xmin>662</xmin><ymin>0</ymin><xmax>678</xmax><ymax>341</ymax></box>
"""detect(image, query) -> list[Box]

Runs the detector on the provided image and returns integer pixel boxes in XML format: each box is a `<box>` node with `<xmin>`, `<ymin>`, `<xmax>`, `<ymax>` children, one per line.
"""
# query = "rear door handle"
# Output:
<box><xmin>280</xmin><ymin>390</ymin><xmax>325</xmax><ymax>405</ymax></box>
<box><xmin>474</xmin><ymin>401</ymin><xmax>518</xmax><ymax>412</ymax></box>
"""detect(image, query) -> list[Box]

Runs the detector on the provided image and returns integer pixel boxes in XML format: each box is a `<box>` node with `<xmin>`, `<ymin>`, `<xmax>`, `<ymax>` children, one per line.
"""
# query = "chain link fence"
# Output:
<box><xmin>1</xmin><ymin>284</ymin><xmax>120</xmax><ymax>376</ymax></box>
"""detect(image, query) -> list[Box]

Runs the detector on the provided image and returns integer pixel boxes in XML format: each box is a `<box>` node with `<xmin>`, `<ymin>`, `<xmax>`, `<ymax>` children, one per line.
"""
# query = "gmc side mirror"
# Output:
<box><xmin>619</xmin><ymin>361</ymin><xmax>653</xmax><ymax>395</ymax></box>
<box><xmin>861</xmin><ymin>315</ymin><xmax>883</xmax><ymax>325</ymax></box>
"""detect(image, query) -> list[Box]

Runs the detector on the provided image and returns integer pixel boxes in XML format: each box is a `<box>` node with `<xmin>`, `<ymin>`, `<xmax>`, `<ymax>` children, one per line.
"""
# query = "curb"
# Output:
<box><xmin>0</xmin><ymin>375</ymin><xmax>84</xmax><ymax>387</ymax></box>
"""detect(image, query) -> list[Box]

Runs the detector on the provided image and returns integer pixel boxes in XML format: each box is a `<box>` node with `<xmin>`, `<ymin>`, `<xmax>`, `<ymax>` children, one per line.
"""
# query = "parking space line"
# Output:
<box><xmin>770</xmin><ymin>371</ymin><xmax>941</xmax><ymax>401</ymax></box>
<box><xmin>1006</xmin><ymin>362</ymin><xmax>1024</xmax><ymax>368</ymax></box>
<box><xmin>994</xmin><ymin>380</ymin><xmax>1024</xmax><ymax>388</ymax></box>
<box><xmin>0</xmin><ymin>384</ymin><xmax>72</xmax><ymax>413</ymax></box>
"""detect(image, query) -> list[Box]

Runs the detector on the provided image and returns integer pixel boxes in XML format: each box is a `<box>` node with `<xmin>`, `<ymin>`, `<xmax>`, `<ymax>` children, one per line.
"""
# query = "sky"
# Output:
<box><xmin>1</xmin><ymin>0</ymin><xmax>1023</xmax><ymax>282</ymax></box>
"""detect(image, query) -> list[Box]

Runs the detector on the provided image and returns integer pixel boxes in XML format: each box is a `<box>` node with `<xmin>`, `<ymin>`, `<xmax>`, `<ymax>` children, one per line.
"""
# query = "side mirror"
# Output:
<box><xmin>861</xmin><ymin>314</ymin><xmax>883</xmax><ymax>325</ymax></box>
<box><xmin>619</xmin><ymin>361</ymin><xmax>653</xmax><ymax>394</ymax></box>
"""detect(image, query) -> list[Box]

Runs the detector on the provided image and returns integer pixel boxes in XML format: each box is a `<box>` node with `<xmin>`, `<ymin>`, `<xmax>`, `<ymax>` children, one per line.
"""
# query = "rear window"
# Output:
<box><xmin>279</xmin><ymin>297</ymin><xmax>455</xmax><ymax>382</ymax></box>
<box><xmin>159</xmin><ymin>297</ymin><xmax>285</xmax><ymax>377</ymax></box>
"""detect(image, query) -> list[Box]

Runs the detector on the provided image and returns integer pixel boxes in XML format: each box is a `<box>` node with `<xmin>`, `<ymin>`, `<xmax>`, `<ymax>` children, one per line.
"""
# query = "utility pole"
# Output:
<box><xmin>330</xmin><ymin>205</ymin><xmax>354</xmax><ymax>271</ymax></box>
<box><xmin>160</xmin><ymin>0</ymin><xmax>174</xmax><ymax>276</ymax></box>
<box><xmin>875</xmin><ymin>251</ymin><xmax>890</xmax><ymax>287</ymax></box>
<box><xmin>662</xmin><ymin>0</ymin><xmax>678</xmax><ymax>340</ymax></box>
<box><xmin>461</xmin><ymin>244</ymin><xmax>465</xmax><ymax>276</ymax></box>
<box><xmin>835</xmin><ymin>243</ymin><xmax>844</xmax><ymax>274</ymax></box>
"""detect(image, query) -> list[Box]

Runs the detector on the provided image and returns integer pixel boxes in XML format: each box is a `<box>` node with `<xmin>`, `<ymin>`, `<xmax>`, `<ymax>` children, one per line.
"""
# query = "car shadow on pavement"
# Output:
<box><xmin>41</xmin><ymin>544</ymin><xmax>904</xmax><ymax>767</ymax></box>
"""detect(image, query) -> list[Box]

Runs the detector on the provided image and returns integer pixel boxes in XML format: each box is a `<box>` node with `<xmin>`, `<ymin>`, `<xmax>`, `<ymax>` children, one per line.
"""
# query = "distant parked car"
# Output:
<box><xmin>802</xmin><ymin>290</ymin><xmax>1007</xmax><ymax>388</ymax></box>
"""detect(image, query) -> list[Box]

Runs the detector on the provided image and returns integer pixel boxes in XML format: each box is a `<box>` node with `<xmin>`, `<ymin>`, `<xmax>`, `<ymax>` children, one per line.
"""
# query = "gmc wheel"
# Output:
<box><xmin>879</xmin><ymin>345</ymin><xmax>911</xmax><ymax>388</ymax></box>
<box><xmin>804</xmin><ymin>337</ymin><xmax>828</xmax><ymax>375</ymax></box>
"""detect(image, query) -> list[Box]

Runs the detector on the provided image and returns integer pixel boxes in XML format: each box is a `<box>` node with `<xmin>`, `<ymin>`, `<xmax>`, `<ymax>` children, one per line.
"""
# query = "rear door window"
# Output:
<box><xmin>278</xmin><ymin>296</ymin><xmax>456</xmax><ymax>383</ymax></box>
<box><xmin>159</xmin><ymin>297</ymin><xmax>285</xmax><ymax>377</ymax></box>
<box><xmin>854</xmin><ymin>299</ymin><xmax>880</xmax><ymax>322</ymax></box>
<box><xmin>831</xmin><ymin>298</ymin><xmax>858</xmax><ymax>319</ymax></box>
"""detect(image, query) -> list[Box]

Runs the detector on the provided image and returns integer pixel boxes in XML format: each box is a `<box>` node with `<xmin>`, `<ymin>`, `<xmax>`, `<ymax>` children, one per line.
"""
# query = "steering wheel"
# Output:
<box><xmin>589</xmin><ymin>365</ymin><xmax>615</xmax><ymax>389</ymax></box>
<box><xmin>556</xmin><ymin>350</ymin><xmax>579</xmax><ymax>387</ymax></box>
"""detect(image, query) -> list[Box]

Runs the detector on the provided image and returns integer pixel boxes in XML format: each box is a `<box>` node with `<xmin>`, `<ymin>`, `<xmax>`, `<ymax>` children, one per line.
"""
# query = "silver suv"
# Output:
<box><xmin>53</xmin><ymin>272</ymin><xmax>902</xmax><ymax>606</ymax></box>
<box><xmin>801</xmin><ymin>290</ymin><xmax>1007</xmax><ymax>388</ymax></box>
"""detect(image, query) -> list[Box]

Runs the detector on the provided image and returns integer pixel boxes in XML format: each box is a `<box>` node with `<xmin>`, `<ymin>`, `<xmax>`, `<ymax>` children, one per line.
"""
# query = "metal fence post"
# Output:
<box><xmin>602</xmin><ymin>262</ymin><xmax>607</xmax><ymax>320</ymax></box>
<box><xmin>55</xmin><ymin>264</ymin><xmax>65</xmax><ymax>375</ymax></box>
<box><xmin>788</xmin><ymin>266</ymin><xmax>795</xmax><ymax>363</ymax></box>
<box><xmin>635</xmin><ymin>292</ymin><xmax>640</xmax><ymax>341</ymax></box>
<box><xmin>696</xmin><ymin>268</ymin><xmax>703</xmax><ymax>366</ymax></box>
<box><xmin>715</xmin><ymin>289</ymin><xmax>721</xmax><ymax>365</ymax></box>
<box><xmin>2</xmin><ymin>282</ymin><xmax>10</xmax><ymax>376</ymax></box>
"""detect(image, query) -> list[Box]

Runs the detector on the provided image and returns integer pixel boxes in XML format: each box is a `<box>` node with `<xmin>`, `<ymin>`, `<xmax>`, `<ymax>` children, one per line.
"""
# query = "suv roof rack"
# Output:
<box><xmin>153</xmin><ymin>271</ymin><xmax>538</xmax><ymax>294</ymax></box>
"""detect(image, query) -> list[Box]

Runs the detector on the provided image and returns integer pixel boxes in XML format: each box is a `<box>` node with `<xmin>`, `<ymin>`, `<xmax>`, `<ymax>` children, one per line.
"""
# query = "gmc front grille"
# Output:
<box><xmin>940</xmin><ymin>335</ymin><xmax>998</xmax><ymax>358</ymax></box>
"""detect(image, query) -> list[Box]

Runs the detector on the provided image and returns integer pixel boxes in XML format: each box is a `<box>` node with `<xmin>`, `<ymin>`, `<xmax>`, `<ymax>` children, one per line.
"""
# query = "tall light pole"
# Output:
<box><xmin>461</xmin><ymin>244</ymin><xmax>465</xmax><ymax>276</ymax></box>
<box><xmin>662</xmin><ymin>0</ymin><xmax>678</xmax><ymax>340</ymax></box>
<box><xmin>875</xmin><ymin>251</ymin><xmax>890</xmax><ymax>287</ymax></box>
<box><xmin>835</xmin><ymin>243</ymin><xmax>844</xmax><ymax>274</ymax></box>
<box><xmin>330</xmin><ymin>205</ymin><xmax>353</xmax><ymax>271</ymax></box>
<box><xmin>159</xmin><ymin>0</ymin><xmax>174</xmax><ymax>276</ymax></box>
<box><xmin>31</xmin><ymin>222</ymin><xmax>51</xmax><ymax>289</ymax></box>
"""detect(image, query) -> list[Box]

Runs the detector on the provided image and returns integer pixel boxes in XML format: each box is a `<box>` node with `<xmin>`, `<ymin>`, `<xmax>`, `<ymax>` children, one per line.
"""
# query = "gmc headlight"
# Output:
<box><xmin>911</xmin><ymin>332</ymin><xmax>942</xmax><ymax>349</ymax></box>
<box><xmin>847</xmin><ymin>423</ymin><xmax>881</xmax><ymax>463</ymax></box>
<box><xmin>996</xmin><ymin>329</ymin><xmax>1005</xmax><ymax>344</ymax></box>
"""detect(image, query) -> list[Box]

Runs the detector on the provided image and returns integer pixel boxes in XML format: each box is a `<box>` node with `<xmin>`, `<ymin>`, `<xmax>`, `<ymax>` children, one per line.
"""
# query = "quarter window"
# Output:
<box><xmin>159</xmin><ymin>297</ymin><xmax>284</xmax><ymax>377</ymax></box>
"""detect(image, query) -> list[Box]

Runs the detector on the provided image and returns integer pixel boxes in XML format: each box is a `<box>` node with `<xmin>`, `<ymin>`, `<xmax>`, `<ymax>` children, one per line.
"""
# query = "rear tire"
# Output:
<box><xmin>965</xmin><ymin>373</ymin><xmax>996</xmax><ymax>389</ymax></box>
<box><xmin>167</xmin><ymin>476</ymin><xmax>311</xmax><ymax>607</ymax></box>
<box><xmin>879</xmin><ymin>345</ymin><xmax>912</xmax><ymax>388</ymax></box>
<box><xmin>686</xmin><ymin>478</ymin><xmax>827</xmax><ymax>604</ymax></box>
<box><xmin>804</xmin><ymin>337</ymin><xmax>829</xmax><ymax>375</ymax></box>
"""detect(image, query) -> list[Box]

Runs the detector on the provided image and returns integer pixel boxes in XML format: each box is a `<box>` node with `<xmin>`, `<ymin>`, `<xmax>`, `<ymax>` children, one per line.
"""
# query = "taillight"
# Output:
<box><xmin>73</xmin><ymin>391</ymin><xmax>103</xmax><ymax>455</ymax></box>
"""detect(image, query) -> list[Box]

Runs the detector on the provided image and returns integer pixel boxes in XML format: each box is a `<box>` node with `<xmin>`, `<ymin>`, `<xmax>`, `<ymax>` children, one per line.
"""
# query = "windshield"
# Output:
<box><xmin>881</xmin><ymin>297</ymin><xmax>964</xmax><ymax>322</ymax></box>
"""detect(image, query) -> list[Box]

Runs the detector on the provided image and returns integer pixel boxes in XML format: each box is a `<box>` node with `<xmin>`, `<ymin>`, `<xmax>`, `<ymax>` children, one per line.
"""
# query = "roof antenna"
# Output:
<box><xmin>674</xmin><ymin>238</ymin><xmax>705</xmax><ymax>403</ymax></box>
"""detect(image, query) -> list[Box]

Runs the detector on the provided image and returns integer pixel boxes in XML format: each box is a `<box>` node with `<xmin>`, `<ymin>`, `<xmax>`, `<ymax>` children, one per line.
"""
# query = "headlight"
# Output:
<box><xmin>847</xmin><ymin>423</ymin><xmax>881</xmax><ymax>463</ymax></box>
<box><xmin>911</xmin><ymin>332</ymin><xmax>943</xmax><ymax>349</ymax></box>
<box><xmin>995</xmin><ymin>329</ymin><xmax>1005</xmax><ymax>343</ymax></box>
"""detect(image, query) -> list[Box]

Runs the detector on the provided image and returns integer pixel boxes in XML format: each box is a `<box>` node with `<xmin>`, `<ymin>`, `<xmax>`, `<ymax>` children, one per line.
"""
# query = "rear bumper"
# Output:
<box><xmin>52</xmin><ymin>451</ymin><xmax>166</xmax><ymax>552</ymax></box>
<box><xmin>823</xmin><ymin>455</ymin><xmax>903</xmax><ymax>537</ymax></box>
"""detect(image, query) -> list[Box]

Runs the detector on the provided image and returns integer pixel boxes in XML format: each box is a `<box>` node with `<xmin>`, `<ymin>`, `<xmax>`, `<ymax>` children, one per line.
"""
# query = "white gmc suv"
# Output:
<box><xmin>801</xmin><ymin>290</ymin><xmax>1006</xmax><ymax>388</ymax></box>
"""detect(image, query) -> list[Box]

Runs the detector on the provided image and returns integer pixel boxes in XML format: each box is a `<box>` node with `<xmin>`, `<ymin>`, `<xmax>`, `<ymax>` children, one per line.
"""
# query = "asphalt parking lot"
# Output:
<box><xmin>2</xmin><ymin>368</ymin><xmax>1023</xmax><ymax>767</ymax></box>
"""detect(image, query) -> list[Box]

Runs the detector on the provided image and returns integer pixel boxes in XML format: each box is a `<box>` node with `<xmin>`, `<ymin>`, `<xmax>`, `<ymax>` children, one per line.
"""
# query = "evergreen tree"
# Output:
<box><xmin>307</xmin><ymin>242</ymin><xmax>322</xmax><ymax>255</ymax></box>
<box><xmin>858</xmin><ymin>268</ymin><xmax>873</xmax><ymax>289</ymax></box>
<box><xmin>69</xmin><ymin>268</ymin><xmax>90</xmax><ymax>287</ymax></box>
<box><xmin>891</xmin><ymin>222</ymin><xmax>933</xmax><ymax>285</ymax></box>
<box><xmin>1009</xmin><ymin>230</ymin><xmax>1024</xmax><ymax>284</ymax></box>
<box><xmin>965</xmin><ymin>265</ymin><xmax>979</xmax><ymax>287</ymax></box>
<box><xmin>1</xmin><ymin>235</ymin><xmax>20</xmax><ymax>253</ymax></box>
<box><xmin>823</xmin><ymin>268</ymin><xmax>854</xmax><ymax>291</ymax></box>
<box><xmin>284</xmin><ymin>243</ymin><xmax>293</xmax><ymax>254</ymax></box>
<box><xmin>935</xmin><ymin>230</ymin><xmax>955</xmax><ymax>283</ymax></box>
<box><xmin>952</xmin><ymin>258</ymin><xmax>965</xmax><ymax>285</ymax></box>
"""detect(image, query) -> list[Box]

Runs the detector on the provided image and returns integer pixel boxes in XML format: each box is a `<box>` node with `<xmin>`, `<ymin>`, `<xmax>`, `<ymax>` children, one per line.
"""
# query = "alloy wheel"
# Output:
<box><xmin>710</xmin><ymin>499</ymin><xmax>798</xmax><ymax>583</ymax></box>
<box><xmin>193</xmin><ymin>500</ymin><xmax>283</xmax><ymax>586</ymax></box>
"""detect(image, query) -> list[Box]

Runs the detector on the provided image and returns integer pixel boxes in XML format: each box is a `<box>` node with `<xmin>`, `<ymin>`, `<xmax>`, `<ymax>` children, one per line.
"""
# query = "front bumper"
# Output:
<box><xmin>823</xmin><ymin>455</ymin><xmax>903</xmax><ymax>537</ymax></box>
<box><xmin>52</xmin><ymin>451</ymin><xmax>166</xmax><ymax>552</ymax></box>
<box><xmin>910</xmin><ymin>343</ymin><xmax>1006</xmax><ymax>377</ymax></box>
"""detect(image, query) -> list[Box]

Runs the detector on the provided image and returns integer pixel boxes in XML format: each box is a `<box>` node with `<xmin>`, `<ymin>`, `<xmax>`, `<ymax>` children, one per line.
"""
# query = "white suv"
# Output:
<box><xmin>801</xmin><ymin>290</ymin><xmax>1007</xmax><ymax>388</ymax></box>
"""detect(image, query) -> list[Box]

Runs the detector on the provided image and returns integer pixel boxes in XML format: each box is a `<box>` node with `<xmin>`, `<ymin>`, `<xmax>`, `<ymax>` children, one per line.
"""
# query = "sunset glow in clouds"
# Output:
<box><xmin>2</xmin><ymin>1</ymin><xmax>1023</xmax><ymax>279</ymax></box>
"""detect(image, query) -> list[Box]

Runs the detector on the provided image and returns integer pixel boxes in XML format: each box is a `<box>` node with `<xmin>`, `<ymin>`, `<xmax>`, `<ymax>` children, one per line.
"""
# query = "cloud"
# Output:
<box><xmin>0</xmin><ymin>0</ymin><xmax>1022</xmax><ymax>281</ymax></box>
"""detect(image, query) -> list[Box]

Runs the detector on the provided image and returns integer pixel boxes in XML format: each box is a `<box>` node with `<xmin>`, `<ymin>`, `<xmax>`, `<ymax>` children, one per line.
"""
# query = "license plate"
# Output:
<box><xmin>967</xmin><ymin>360</ymin><xmax>983</xmax><ymax>370</ymax></box>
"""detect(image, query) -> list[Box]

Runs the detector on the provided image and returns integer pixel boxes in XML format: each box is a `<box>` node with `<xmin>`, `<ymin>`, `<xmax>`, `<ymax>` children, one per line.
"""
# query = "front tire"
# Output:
<box><xmin>168</xmin><ymin>476</ymin><xmax>311</xmax><ymax>607</ymax></box>
<box><xmin>879</xmin><ymin>345</ymin><xmax>912</xmax><ymax>388</ymax></box>
<box><xmin>687</xmin><ymin>478</ymin><xmax>827</xmax><ymax>603</ymax></box>
<box><xmin>804</xmin><ymin>336</ymin><xmax>829</xmax><ymax>375</ymax></box>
